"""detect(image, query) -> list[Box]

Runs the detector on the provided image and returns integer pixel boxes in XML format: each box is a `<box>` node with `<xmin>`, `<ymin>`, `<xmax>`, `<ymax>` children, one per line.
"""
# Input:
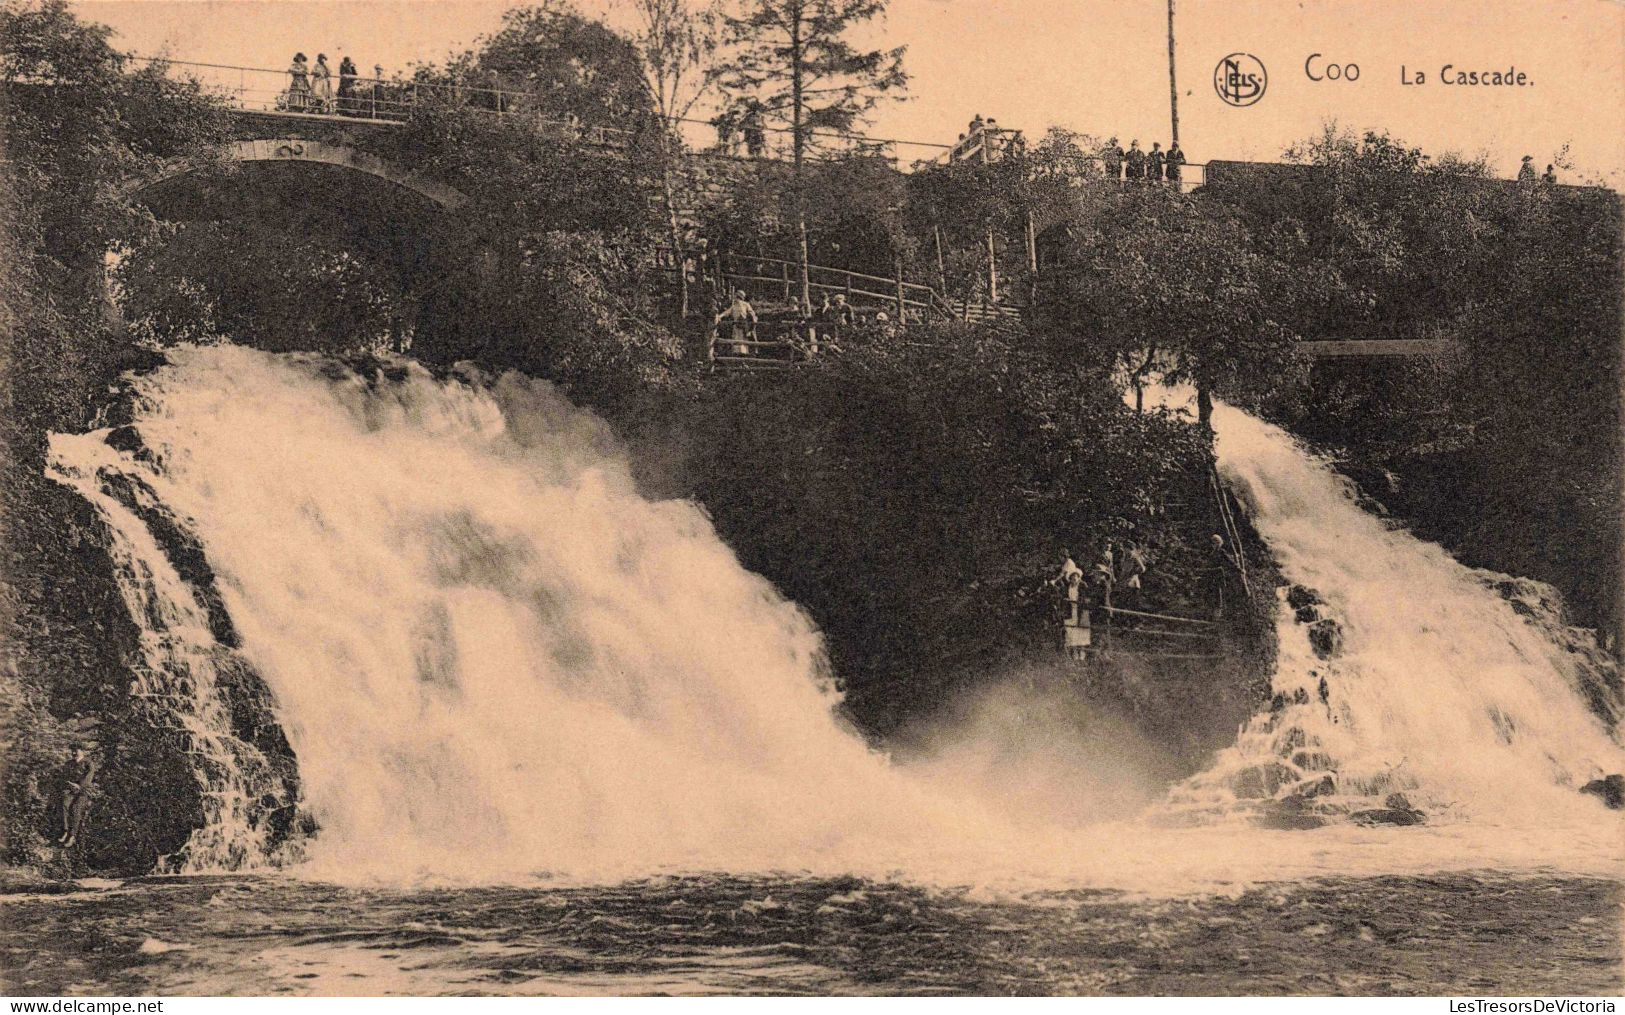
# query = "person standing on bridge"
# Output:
<box><xmin>337</xmin><ymin>56</ymin><xmax>358</xmax><ymax>116</ymax></box>
<box><xmin>286</xmin><ymin>53</ymin><xmax>311</xmax><ymax>112</ymax></box>
<box><xmin>711</xmin><ymin>108</ymin><xmax>738</xmax><ymax>155</ymax></box>
<box><xmin>1518</xmin><ymin>155</ymin><xmax>1537</xmax><ymax>182</ymax></box>
<box><xmin>1148</xmin><ymin>142</ymin><xmax>1166</xmax><ymax>183</ymax></box>
<box><xmin>1102</xmin><ymin>137</ymin><xmax>1124</xmax><ymax>180</ymax></box>
<box><xmin>312</xmin><ymin>53</ymin><xmax>334</xmax><ymax>114</ymax></box>
<box><xmin>1166</xmin><ymin>142</ymin><xmax>1186</xmax><ymax>187</ymax></box>
<box><xmin>1125</xmin><ymin>140</ymin><xmax>1147</xmax><ymax>182</ymax></box>
<box><xmin>1542</xmin><ymin>163</ymin><xmax>1558</xmax><ymax>184</ymax></box>
<box><xmin>741</xmin><ymin>100</ymin><xmax>767</xmax><ymax>159</ymax></box>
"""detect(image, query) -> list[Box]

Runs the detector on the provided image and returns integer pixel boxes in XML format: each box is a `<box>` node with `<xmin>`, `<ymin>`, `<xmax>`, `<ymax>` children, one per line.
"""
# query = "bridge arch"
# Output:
<box><xmin>133</xmin><ymin>138</ymin><xmax>468</xmax><ymax>210</ymax></box>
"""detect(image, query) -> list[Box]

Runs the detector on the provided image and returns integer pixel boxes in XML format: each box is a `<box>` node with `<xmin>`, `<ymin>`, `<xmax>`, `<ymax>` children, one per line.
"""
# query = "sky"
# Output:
<box><xmin>75</xmin><ymin>0</ymin><xmax>1625</xmax><ymax>185</ymax></box>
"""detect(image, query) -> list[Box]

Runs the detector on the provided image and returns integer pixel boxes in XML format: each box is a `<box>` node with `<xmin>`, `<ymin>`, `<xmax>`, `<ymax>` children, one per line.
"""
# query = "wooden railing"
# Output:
<box><xmin>649</xmin><ymin>247</ymin><xmax>987</xmax><ymax>325</ymax></box>
<box><xmin>127</xmin><ymin>56</ymin><xmax>637</xmax><ymax>146</ymax></box>
<box><xmin>1067</xmin><ymin>602</ymin><xmax>1225</xmax><ymax>661</ymax></box>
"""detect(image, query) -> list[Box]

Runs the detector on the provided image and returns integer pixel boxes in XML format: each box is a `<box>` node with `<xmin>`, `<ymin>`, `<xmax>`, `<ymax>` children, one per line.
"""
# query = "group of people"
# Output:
<box><xmin>1050</xmin><ymin>531</ymin><xmax>1239</xmax><ymax>642</ymax></box>
<box><xmin>1099</xmin><ymin>137</ymin><xmax>1188</xmax><ymax>185</ymax></box>
<box><xmin>1051</xmin><ymin>540</ymin><xmax>1151</xmax><ymax>622</ymax></box>
<box><xmin>713</xmin><ymin>288</ymin><xmax>870</xmax><ymax>360</ymax></box>
<box><xmin>1518</xmin><ymin>156</ymin><xmax>1559</xmax><ymax>184</ymax></box>
<box><xmin>285</xmin><ymin>52</ymin><xmax>391</xmax><ymax>117</ymax></box>
<box><xmin>711</xmin><ymin>100</ymin><xmax>769</xmax><ymax>158</ymax></box>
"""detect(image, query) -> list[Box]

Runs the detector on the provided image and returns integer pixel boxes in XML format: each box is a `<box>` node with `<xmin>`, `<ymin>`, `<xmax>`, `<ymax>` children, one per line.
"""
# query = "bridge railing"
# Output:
<box><xmin>128</xmin><ymin>57</ymin><xmax>636</xmax><ymax>146</ymax></box>
<box><xmin>649</xmin><ymin>247</ymin><xmax>959</xmax><ymax>322</ymax></box>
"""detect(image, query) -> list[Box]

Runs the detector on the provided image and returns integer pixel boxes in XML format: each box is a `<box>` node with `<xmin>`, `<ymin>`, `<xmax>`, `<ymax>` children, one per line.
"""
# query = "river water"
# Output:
<box><xmin>2</xmin><ymin>873</ymin><xmax>1619</xmax><ymax>995</ymax></box>
<box><xmin>8</xmin><ymin>347</ymin><xmax>1621</xmax><ymax>995</ymax></box>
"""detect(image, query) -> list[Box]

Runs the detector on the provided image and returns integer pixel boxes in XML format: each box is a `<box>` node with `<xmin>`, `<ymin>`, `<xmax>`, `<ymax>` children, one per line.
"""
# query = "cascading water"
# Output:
<box><xmin>1166</xmin><ymin>401</ymin><xmax>1623</xmax><ymax>826</ymax></box>
<box><xmin>45</xmin><ymin>346</ymin><xmax>1621</xmax><ymax>888</ymax></box>
<box><xmin>47</xmin><ymin>344</ymin><xmax>1007</xmax><ymax>882</ymax></box>
<box><xmin>45</xmin><ymin>439</ymin><xmax>293</xmax><ymax>871</ymax></box>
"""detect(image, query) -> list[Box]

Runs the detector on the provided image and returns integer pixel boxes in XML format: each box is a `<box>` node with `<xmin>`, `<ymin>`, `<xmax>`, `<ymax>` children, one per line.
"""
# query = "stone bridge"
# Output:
<box><xmin>137</xmin><ymin>131</ymin><xmax>468</xmax><ymax>210</ymax></box>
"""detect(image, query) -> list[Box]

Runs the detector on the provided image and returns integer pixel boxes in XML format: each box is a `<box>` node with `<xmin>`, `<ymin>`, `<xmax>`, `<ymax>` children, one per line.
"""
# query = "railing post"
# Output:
<box><xmin>782</xmin><ymin>261</ymin><xmax>790</xmax><ymax>303</ymax></box>
<box><xmin>894</xmin><ymin>257</ymin><xmax>905</xmax><ymax>322</ymax></box>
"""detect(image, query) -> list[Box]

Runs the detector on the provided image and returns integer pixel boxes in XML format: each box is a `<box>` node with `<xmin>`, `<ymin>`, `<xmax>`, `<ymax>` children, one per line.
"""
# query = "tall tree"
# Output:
<box><xmin>624</xmin><ymin>0</ymin><xmax>721</xmax><ymax>124</ymax></box>
<box><xmin>622</xmin><ymin>0</ymin><xmax>723</xmax><ymax>315</ymax></box>
<box><xmin>715</xmin><ymin>0</ymin><xmax>906</xmax><ymax>309</ymax></box>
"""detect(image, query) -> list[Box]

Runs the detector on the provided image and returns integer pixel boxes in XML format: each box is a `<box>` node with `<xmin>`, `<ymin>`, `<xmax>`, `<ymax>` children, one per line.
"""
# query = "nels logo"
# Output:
<box><xmin>1215</xmin><ymin>53</ymin><xmax>1267</xmax><ymax>107</ymax></box>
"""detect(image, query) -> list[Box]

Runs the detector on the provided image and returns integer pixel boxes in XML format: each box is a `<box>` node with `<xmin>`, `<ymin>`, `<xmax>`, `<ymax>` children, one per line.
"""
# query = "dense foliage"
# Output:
<box><xmin>1207</xmin><ymin>128</ymin><xmax>1622</xmax><ymax>632</ymax></box>
<box><xmin>1033</xmin><ymin>183</ymin><xmax>1310</xmax><ymax>417</ymax></box>
<box><xmin>668</xmin><ymin>324</ymin><xmax>1225</xmax><ymax>729</ymax></box>
<box><xmin>0</xmin><ymin>0</ymin><xmax>240</xmax><ymax>872</ymax></box>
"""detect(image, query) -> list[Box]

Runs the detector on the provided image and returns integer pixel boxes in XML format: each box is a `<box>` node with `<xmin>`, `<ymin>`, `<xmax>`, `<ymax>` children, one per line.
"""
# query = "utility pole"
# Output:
<box><xmin>1166</xmin><ymin>0</ymin><xmax>1180</xmax><ymax>146</ymax></box>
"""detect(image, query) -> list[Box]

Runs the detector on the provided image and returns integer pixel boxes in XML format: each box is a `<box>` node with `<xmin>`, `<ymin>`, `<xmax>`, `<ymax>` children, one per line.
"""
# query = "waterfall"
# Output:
<box><xmin>45</xmin><ymin>435</ymin><xmax>293</xmax><ymax>871</ymax></box>
<box><xmin>48</xmin><ymin>344</ymin><xmax>996</xmax><ymax>881</ymax></box>
<box><xmin>1165</xmin><ymin>401</ymin><xmax>1623</xmax><ymax>826</ymax></box>
<box><xmin>45</xmin><ymin>347</ymin><xmax>1621</xmax><ymax>886</ymax></box>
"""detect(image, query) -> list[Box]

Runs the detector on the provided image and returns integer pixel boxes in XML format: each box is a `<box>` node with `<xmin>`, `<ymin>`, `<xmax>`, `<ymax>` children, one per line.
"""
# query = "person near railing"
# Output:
<box><xmin>1101</xmin><ymin>137</ymin><xmax>1124</xmax><ymax>180</ymax></box>
<box><xmin>740</xmin><ymin>100</ymin><xmax>767</xmax><ymax>159</ymax></box>
<box><xmin>337</xmin><ymin>56</ymin><xmax>357</xmax><ymax>116</ymax></box>
<box><xmin>1166</xmin><ymin>142</ymin><xmax>1186</xmax><ymax>187</ymax></box>
<box><xmin>716</xmin><ymin>289</ymin><xmax>757</xmax><ymax>356</ymax></box>
<box><xmin>286</xmin><ymin>52</ymin><xmax>312</xmax><ymax>112</ymax></box>
<box><xmin>1148</xmin><ymin>142</ymin><xmax>1166</xmax><ymax>184</ymax></box>
<box><xmin>825</xmin><ymin>292</ymin><xmax>855</xmax><ymax>331</ymax></box>
<box><xmin>1206</xmin><ymin>532</ymin><xmax>1238</xmax><ymax>619</ymax></box>
<box><xmin>711</xmin><ymin>108</ymin><xmax>739</xmax><ymax>155</ymax></box>
<box><xmin>1049</xmin><ymin>549</ymin><xmax>1085</xmax><ymax>624</ymax></box>
<box><xmin>1118</xmin><ymin>540</ymin><xmax>1149</xmax><ymax>604</ymax></box>
<box><xmin>1091</xmin><ymin>543</ymin><xmax>1117</xmax><ymax>611</ymax></box>
<box><xmin>1125</xmin><ymin>140</ymin><xmax>1147</xmax><ymax>182</ymax></box>
<box><xmin>311</xmin><ymin>54</ymin><xmax>334</xmax><ymax>114</ymax></box>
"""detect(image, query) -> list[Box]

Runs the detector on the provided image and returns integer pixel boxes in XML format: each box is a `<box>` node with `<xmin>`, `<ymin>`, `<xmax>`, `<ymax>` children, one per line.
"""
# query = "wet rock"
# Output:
<box><xmin>1229</xmin><ymin>762</ymin><xmax>1299</xmax><ymax>800</ymax></box>
<box><xmin>104</xmin><ymin>426</ymin><xmax>156</xmax><ymax>465</ymax></box>
<box><xmin>1288</xmin><ymin>774</ymin><xmax>1337</xmax><ymax>800</ymax></box>
<box><xmin>1351</xmin><ymin>793</ymin><xmax>1426</xmax><ymax>826</ymax></box>
<box><xmin>1256</xmin><ymin>799</ymin><xmax>1327</xmax><ymax>830</ymax></box>
<box><xmin>1276</xmin><ymin>727</ymin><xmax>1309</xmax><ymax>752</ymax></box>
<box><xmin>1579</xmin><ymin>774</ymin><xmax>1624</xmax><ymax>809</ymax></box>
<box><xmin>1307</xmin><ymin>618</ymin><xmax>1343</xmax><ymax>660</ymax></box>
<box><xmin>1287</xmin><ymin>584</ymin><xmax>1326</xmax><ymax>610</ymax></box>
<box><xmin>96</xmin><ymin>471</ymin><xmax>239</xmax><ymax>650</ymax></box>
<box><xmin>1291</xmin><ymin>749</ymin><xmax>1337</xmax><ymax>771</ymax></box>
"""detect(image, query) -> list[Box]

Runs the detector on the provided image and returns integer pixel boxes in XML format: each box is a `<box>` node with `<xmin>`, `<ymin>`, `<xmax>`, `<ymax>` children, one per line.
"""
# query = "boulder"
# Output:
<box><xmin>1307</xmin><ymin>619</ymin><xmax>1344</xmax><ymax>660</ymax></box>
<box><xmin>1351</xmin><ymin>794</ymin><xmax>1426</xmax><ymax>827</ymax></box>
<box><xmin>1580</xmin><ymin>774</ymin><xmax>1624</xmax><ymax>809</ymax></box>
<box><xmin>1286</xmin><ymin>585</ymin><xmax>1323</xmax><ymax>614</ymax></box>
<box><xmin>1291</xmin><ymin>749</ymin><xmax>1337</xmax><ymax>771</ymax></box>
<box><xmin>1229</xmin><ymin>762</ymin><xmax>1299</xmax><ymax>800</ymax></box>
<box><xmin>1287</xmin><ymin>774</ymin><xmax>1337</xmax><ymax>800</ymax></box>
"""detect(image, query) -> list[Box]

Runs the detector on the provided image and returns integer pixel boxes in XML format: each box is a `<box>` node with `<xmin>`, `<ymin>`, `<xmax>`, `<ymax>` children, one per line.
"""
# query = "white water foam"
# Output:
<box><xmin>46</xmin><ymin>347</ymin><xmax>1623</xmax><ymax>890</ymax></box>
<box><xmin>1167</xmin><ymin>400</ymin><xmax>1623</xmax><ymax>826</ymax></box>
